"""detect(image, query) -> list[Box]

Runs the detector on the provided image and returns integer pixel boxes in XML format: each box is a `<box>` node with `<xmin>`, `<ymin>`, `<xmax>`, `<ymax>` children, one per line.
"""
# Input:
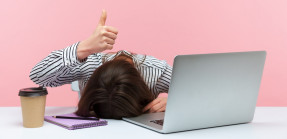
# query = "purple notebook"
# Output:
<box><xmin>44</xmin><ymin>113</ymin><xmax>107</xmax><ymax>130</ymax></box>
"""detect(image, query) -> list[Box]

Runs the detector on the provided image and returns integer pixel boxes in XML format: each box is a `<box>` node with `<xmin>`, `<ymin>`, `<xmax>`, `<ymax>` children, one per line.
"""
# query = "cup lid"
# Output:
<box><xmin>18</xmin><ymin>87</ymin><xmax>48</xmax><ymax>97</ymax></box>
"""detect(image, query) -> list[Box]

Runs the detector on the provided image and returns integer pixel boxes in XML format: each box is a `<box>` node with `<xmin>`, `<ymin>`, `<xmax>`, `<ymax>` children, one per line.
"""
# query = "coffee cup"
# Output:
<box><xmin>18</xmin><ymin>87</ymin><xmax>48</xmax><ymax>128</ymax></box>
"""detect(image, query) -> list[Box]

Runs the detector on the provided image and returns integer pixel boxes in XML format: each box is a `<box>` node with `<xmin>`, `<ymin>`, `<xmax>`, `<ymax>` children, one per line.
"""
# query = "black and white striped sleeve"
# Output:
<box><xmin>155</xmin><ymin>63</ymin><xmax>172</xmax><ymax>93</ymax></box>
<box><xmin>29</xmin><ymin>42</ymin><xmax>92</xmax><ymax>87</ymax></box>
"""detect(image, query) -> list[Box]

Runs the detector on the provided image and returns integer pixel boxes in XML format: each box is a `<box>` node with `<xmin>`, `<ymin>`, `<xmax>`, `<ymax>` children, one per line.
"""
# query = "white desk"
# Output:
<box><xmin>1</xmin><ymin>107</ymin><xmax>287</xmax><ymax>139</ymax></box>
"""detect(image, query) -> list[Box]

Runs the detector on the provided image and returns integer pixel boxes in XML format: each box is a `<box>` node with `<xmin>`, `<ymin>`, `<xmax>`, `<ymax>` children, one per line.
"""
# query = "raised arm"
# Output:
<box><xmin>77</xmin><ymin>10</ymin><xmax>118</xmax><ymax>60</ymax></box>
<box><xmin>29</xmin><ymin>10</ymin><xmax>118</xmax><ymax>87</ymax></box>
<box><xmin>29</xmin><ymin>42</ymin><xmax>84</xmax><ymax>87</ymax></box>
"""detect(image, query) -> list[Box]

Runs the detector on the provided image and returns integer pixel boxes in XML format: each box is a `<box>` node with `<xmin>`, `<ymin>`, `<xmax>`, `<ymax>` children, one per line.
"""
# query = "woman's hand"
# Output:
<box><xmin>143</xmin><ymin>94</ymin><xmax>168</xmax><ymax>113</ymax></box>
<box><xmin>77</xmin><ymin>10</ymin><xmax>118</xmax><ymax>60</ymax></box>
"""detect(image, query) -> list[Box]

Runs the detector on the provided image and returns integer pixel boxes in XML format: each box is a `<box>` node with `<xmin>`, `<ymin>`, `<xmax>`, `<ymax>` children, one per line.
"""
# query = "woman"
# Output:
<box><xmin>29</xmin><ymin>10</ymin><xmax>172</xmax><ymax>119</ymax></box>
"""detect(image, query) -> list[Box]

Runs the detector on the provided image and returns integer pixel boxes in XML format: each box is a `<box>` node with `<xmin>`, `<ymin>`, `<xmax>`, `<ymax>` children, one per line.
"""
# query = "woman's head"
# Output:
<box><xmin>76</xmin><ymin>57</ymin><xmax>153</xmax><ymax>119</ymax></box>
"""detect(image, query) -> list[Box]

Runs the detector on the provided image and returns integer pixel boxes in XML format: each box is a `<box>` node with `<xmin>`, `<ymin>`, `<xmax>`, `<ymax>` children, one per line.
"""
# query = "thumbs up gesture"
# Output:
<box><xmin>77</xmin><ymin>10</ymin><xmax>118</xmax><ymax>60</ymax></box>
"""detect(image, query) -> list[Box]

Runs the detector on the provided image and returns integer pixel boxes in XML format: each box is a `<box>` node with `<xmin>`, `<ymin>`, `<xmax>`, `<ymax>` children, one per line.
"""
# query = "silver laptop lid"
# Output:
<box><xmin>162</xmin><ymin>51</ymin><xmax>266</xmax><ymax>133</ymax></box>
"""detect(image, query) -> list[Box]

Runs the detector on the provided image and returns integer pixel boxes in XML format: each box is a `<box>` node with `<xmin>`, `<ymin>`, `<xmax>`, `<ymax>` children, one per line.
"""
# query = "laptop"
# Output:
<box><xmin>123</xmin><ymin>51</ymin><xmax>266</xmax><ymax>134</ymax></box>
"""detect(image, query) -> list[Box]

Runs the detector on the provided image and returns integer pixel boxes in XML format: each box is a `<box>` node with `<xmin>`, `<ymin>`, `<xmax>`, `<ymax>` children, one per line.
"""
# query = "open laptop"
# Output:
<box><xmin>123</xmin><ymin>51</ymin><xmax>266</xmax><ymax>133</ymax></box>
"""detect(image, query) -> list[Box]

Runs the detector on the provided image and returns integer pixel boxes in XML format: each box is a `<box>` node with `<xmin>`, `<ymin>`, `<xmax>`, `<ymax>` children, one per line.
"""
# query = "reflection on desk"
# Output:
<box><xmin>1</xmin><ymin>107</ymin><xmax>287</xmax><ymax>139</ymax></box>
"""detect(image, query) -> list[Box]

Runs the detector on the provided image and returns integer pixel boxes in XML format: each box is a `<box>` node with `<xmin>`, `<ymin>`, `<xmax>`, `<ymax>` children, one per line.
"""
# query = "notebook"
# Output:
<box><xmin>44</xmin><ymin>113</ymin><xmax>108</xmax><ymax>130</ymax></box>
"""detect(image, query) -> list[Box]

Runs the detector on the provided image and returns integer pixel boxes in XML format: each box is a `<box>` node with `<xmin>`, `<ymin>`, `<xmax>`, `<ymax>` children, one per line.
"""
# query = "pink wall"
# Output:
<box><xmin>1</xmin><ymin>0</ymin><xmax>286</xmax><ymax>106</ymax></box>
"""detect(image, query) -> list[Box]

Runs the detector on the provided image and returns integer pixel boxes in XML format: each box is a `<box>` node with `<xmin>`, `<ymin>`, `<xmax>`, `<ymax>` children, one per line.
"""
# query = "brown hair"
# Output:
<box><xmin>75</xmin><ymin>58</ymin><xmax>153</xmax><ymax>119</ymax></box>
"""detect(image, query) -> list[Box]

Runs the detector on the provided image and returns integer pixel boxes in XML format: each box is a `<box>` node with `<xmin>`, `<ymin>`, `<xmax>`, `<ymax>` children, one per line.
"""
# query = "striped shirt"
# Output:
<box><xmin>30</xmin><ymin>42</ymin><xmax>172</xmax><ymax>97</ymax></box>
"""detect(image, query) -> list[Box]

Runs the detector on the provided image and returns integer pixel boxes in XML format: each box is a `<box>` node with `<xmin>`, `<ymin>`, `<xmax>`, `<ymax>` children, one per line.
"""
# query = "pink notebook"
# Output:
<box><xmin>44</xmin><ymin>113</ymin><xmax>107</xmax><ymax>130</ymax></box>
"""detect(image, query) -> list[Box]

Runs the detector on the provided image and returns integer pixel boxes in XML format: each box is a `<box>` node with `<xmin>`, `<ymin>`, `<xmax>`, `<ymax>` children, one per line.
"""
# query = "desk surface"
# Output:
<box><xmin>1</xmin><ymin>107</ymin><xmax>287</xmax><ymax>139</ymax></box>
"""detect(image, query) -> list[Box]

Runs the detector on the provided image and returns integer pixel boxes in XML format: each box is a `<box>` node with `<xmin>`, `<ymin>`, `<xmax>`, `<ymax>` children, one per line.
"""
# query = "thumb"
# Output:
<box><xmin>98</xmin><ymin>9</ymin><xmax>107</xmax><ymax>26</ymax></box>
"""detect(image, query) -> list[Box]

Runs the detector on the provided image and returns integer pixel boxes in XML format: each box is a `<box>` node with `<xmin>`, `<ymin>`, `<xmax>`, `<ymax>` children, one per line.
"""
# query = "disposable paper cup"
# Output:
<box><xmin>18</xmin><ymin>87</ymin><xmax>48</xmax><ymax>128</ymax></box>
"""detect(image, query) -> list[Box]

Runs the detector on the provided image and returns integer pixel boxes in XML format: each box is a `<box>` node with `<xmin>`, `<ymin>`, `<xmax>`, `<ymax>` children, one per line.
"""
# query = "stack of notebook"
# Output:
<box><xmin>44</xmin><ymin>113</ymin><xmax>107</xmax><ymax>130</ymax></box>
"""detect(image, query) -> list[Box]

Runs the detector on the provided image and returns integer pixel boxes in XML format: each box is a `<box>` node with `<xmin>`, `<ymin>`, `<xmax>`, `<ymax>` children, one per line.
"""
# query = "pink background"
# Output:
<box><xmin>0</xmin><ymin>0</ymin><xmax>286</xmax><ymax>106</ymax></box>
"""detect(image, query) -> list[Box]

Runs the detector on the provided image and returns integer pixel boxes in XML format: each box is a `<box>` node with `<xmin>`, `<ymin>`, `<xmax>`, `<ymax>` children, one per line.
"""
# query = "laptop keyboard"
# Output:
<box><xmin>150</xmin><ymin>119</ymin><xmax>164</xmax><ymax>126</ymax></box>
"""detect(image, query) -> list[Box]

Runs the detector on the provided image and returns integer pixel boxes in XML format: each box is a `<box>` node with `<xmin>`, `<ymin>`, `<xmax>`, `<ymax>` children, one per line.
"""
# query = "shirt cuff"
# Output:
<box><xmin>63</xmin><ymin>41</ymin><xmax>85</xmax><ymax>66</ymax></box>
